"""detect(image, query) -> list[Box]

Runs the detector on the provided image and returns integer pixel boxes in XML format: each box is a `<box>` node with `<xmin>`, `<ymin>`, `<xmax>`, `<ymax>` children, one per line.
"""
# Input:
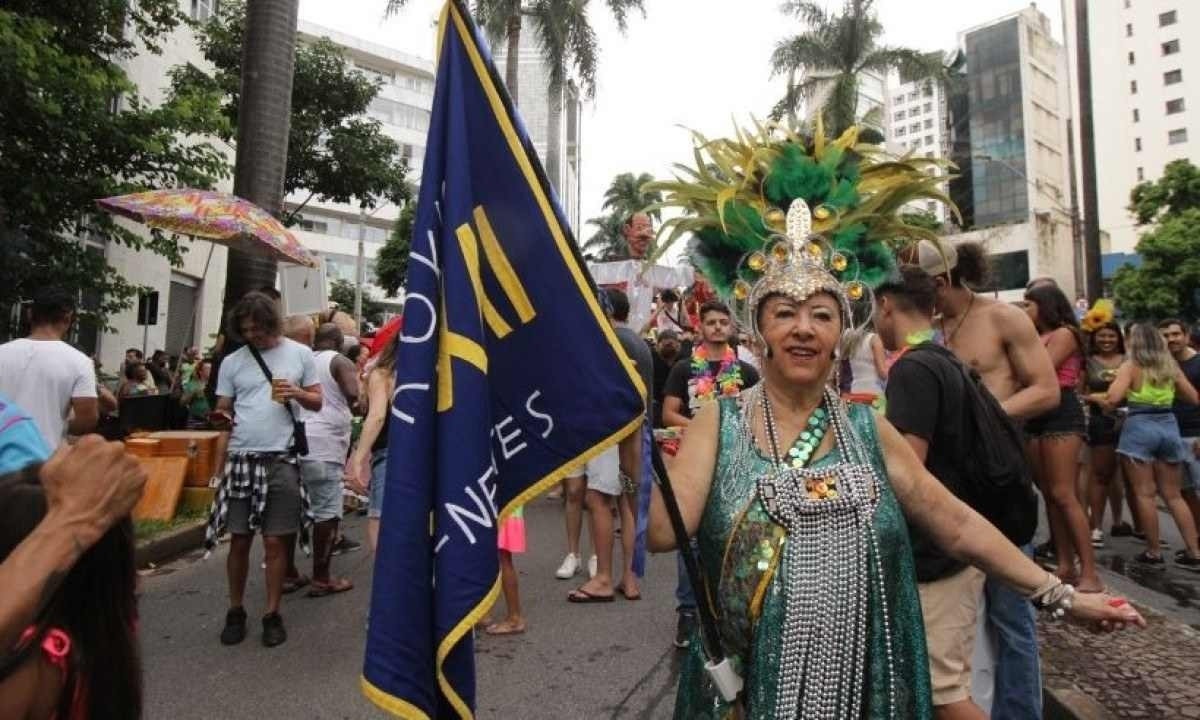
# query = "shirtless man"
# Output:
<box><xmin>913</xmin><ymin>240</ymin><xmax>1058</xmax><ymax>720</ymax></box>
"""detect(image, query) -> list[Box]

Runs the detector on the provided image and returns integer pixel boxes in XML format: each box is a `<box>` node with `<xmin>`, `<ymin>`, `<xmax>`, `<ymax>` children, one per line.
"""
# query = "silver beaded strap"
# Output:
<box><xmin>753</xmin><ymin>387</ymin><xmax>898</xmax><ymax>719</ymax></box>
<box><xmin>1028</xmin><ymin>575</ymin><xmax>1075</xmax><ymax>619</ymax></box>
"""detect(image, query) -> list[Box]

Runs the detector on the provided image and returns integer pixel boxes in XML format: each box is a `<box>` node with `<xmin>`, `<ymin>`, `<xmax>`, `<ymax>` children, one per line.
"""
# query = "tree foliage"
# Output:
<box><xmin>170</xmin><ymin>0</ymin><xmax>410</xmax><ymax>226</ymax></box>
<box><xmin>375</xmin><ymin>202</ymin><xmax>416</xmax><ymax>297</ymax></box>
<box><xmin>0</xmin><ymin>1</ymin><xmax>230</xmax><ymax>333</ymax></box>
<box><xmin>329</xmin><ymin>278</ymin><xmax>386</xmax><ymax>327</ymax></box>
<box><xmin>1129</xmin><ymin>159</ymin><xmax>1200</xmax><ymax>225</ymax></box>
<box><xmin>1113</xmin><ymin>160</ymin><xmax>1200</xmax><ymax>321</ymax></box>
<box><xmin>769</xmin><ymin>0</ymin><xmax>944</xmax><ymax>135</ymax></box>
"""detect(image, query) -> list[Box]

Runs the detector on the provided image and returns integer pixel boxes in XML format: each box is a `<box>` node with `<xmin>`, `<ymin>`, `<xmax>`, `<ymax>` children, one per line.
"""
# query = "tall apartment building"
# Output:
<box><xmin>1063</xmin><ymin>0</ymin><xmax>1199</xmax><ymax>257</ymax></box>
<box><xmin>944</xmin><ymin>5</ymin><xmax>1078</xmax><ymax>299</ymax></box>
<box><xmin>288</xmin><ymin>21</ymin><xmax>434</xmax><ymax>302</ymax></box>
<box><xmin>886</xmin><ymin>71</ymin><xmax>952</xmax><ymax>222</ymax></box>
<box><xmin>491</xmin><ymin>33</ymin><xmax>584</xmax><ymax>234</ymax></box>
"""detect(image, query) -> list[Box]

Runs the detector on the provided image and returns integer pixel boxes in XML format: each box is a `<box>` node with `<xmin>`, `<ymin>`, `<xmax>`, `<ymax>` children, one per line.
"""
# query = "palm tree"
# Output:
<box><xmin>472</xmin><ymin>1</ymin><xmax>644</xmax><ymax>193</ymax></box>
<box><xmin>581</xmin><ymin>212</ymin><xmax>625</xmax><ymax>261</ymax></box>
<box><xmin>602</xmin><ymin>171</ymin><xmax>661</xmax><ymax>221</ymax></box>
<box><xmin>770</xmin><ymin>0</ymin><xmax>943</xmax><ymax>135</ymax></box>
<box><xmin>222</xmin><ymin>0</ymin><xmax>301</xmax><ymax>307</ymax></box>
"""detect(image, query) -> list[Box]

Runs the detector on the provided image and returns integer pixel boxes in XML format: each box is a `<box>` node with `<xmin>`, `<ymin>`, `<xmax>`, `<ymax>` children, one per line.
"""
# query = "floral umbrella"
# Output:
<box><xmin>96</xmin><ymin>189</ymin><xmax>318</xmax><ymax>267</ymax></box>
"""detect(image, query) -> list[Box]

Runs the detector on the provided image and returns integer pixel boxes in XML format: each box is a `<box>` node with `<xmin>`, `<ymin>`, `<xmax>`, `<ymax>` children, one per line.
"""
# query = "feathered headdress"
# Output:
<box><xmin>645</xmin><ymin>119</ymin><xmax>958</xmax><ymax>330</ymax></box>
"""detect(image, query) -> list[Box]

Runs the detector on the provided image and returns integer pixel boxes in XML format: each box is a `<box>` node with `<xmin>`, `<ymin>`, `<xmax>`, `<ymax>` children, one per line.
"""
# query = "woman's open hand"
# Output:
<box><xmin>1068</xmin><ymin>592</ymin><xmax>1146</xmax><ymax>632</ymax></box>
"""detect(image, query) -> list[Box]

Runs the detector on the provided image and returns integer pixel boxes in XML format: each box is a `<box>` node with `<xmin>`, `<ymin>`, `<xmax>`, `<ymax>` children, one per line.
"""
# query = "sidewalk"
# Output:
<box><xmin>1040</xmin><ymin>605</ymin><xmax>1200</xmax><ymax>719</ymax></box>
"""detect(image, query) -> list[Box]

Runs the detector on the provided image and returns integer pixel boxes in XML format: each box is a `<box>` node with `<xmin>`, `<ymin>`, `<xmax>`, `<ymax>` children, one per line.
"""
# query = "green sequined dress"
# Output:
<box><xmin>674</xmin><ymin>397</ymin><xmax>933</xmax><ymax>719</ymax></box>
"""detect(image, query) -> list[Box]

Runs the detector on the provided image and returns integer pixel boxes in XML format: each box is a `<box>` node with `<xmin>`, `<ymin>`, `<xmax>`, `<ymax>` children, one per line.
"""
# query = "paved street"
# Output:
<box><xmin>141</xmin><ymin>495</ymin><xmax>684</xmax><ymax>719</ymax></box>
<box><xmin>139</xmin><ymin>486</ymin><xmax>1200</xmax><ymax>719</ymax></box>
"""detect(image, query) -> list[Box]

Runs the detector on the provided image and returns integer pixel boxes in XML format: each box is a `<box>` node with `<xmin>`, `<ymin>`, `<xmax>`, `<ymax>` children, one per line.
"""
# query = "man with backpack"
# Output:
<box><xmin>876</xmin><ymin>266</ymin><xmax>1037</xmax><ymax>720</ymax></box>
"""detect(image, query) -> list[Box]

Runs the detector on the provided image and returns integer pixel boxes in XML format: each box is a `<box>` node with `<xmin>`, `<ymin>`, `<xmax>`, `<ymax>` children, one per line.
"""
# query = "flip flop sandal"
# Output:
<box><xmin>307</xmin><ymin>578</ymin><xmax>354</xmax><ymax>597</ymax></box>
<box><xmin>282</xmin><ymin>574</ymin><xmax>311</xmax><ymax>594</ymax></box>
<box><xmin>617</xmin><ymin>587</ymin><xmax>642</xmax><ymax>601</ymax></box>
<box><xmin>567</xmin><ymin>587</ymin><xmax>614</xmax><ymax>603</ymax></box>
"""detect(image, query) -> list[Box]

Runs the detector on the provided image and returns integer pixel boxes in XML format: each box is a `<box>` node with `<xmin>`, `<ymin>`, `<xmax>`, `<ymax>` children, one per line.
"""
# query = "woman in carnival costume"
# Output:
<box><xmin>645</xmin><ymin>121</ymin><xmax>1144</xmax><ymax>719</ymax></box>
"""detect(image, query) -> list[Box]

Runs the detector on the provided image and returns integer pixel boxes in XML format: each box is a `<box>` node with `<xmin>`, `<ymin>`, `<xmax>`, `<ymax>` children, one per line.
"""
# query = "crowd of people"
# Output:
<box><xmin>0</xmin><ymin>209</ymin><xmax>1195</xmax><ymax>717</ymax></box>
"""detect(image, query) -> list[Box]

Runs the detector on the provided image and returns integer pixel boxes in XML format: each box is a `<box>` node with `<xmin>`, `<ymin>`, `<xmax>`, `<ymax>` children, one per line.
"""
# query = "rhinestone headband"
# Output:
<box><xmin>733</xmin><ymin>199</ymin><xmax>871</xmax><ymax>340</ymax></box>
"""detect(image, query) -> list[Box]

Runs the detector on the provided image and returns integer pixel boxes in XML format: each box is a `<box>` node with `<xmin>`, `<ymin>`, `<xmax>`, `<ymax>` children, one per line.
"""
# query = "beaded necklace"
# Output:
<box><xmin>761</xmin><ymin>390</ymin><xmax>834</xmax><ymax>498</ymax></box>
<box><xmin>688</xmin><ymin>344</ymin><xmax>743</xmax><ymax>405</ymax></box>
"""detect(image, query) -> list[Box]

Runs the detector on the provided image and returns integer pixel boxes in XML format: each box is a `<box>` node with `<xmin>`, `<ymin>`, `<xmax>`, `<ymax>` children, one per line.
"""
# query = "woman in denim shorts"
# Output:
<box><xmin>1098</xmin><ymin>323</ymin><xmax>1200</xmax><ymax>567</ymax></box>
<box><xmin>349</xmin><ymin>333</ymin><xmax>398</xmax><ymax>553</ymax></box>
<box><xmin>1023</xmin><ymin>284</ymin><xmax>1100</xmax><ymax>590</ymax></box>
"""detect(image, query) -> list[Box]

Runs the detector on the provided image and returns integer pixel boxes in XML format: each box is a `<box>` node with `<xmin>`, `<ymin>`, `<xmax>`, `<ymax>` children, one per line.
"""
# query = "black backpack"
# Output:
<box><xmin>903</xmin><ymin>343</ymin><xmax>1038</xmax><ymax>546</ymax></box>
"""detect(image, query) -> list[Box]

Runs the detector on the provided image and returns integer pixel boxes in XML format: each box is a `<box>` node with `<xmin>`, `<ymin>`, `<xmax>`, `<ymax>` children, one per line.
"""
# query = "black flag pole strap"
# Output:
<box><xmin>649</xmin><ymin>439</ymin><xmax>744</xmax><ymax>704</ymax></box>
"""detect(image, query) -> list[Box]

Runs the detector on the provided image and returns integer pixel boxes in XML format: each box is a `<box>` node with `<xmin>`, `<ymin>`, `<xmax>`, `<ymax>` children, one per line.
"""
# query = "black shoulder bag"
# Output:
<box><xmin>245</xmin><ymin>344</ymin><xmax>309</xmax><ymax>457</ymax></box>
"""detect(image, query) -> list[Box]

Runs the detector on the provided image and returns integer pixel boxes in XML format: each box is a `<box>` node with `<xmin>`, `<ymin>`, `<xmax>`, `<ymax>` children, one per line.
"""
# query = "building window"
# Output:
<box><xmin>894</xmin><ymin>110</ymin><xmax>905</xmax><ymax>121</ymax></box>
<box><xmin>1128</xmin><ymin>51</ymin><xmax>1136</xmax><ymax>65</ymax></box>
<box><xmin>1126</xmin><ymin>23</ymin><xmax>1133</xmax><ymax>37</ymax></box>
<box><xmin>1133</xmin><ymin>108</ymin><xmax>1140</xmax><ymax>122</ymax></box>
<box><xmin>1169</xmin><ymin>128</ymin><xmax>1189</xmax><ymax>144</ymax></box>
<box><xmin>1165</xmin><ymin>69</ymin><xmax>1184</xmax><ymax>85</ymax></box>
<box><xmin>1135</xmin><ymin>137</ymin><xmax>1142</xmax><ymax>151</ymax></box>
<box><xmin>298</xmin><ymin>218</ymin><xmax>329</xmax><ymax>234</ymax></box>
<box><xmin>1131</xmin><ymin>80</ymin><xmax>1138</xmax><ymax>94</ymax></box>
<box><xmin>895</xmin><ymin>126</ymin><xmax>906</xmax><ymax>137</ymax></box>
<box><xmin>923</xmin><ymin>102</ymin><xmax>933</xmax><ymax>113</ymax></box>
<box><xmin>1123</xmin><ymin>0</ymin><xmax>1130</xmax><ymax>7</ymax></box>
<box><xmin>190</xmin><ymin>0</ymin><xmax>217</xmax><ymax>21</ymax></box>
<box><xmin>925</xmin><ymin>135</ymin><xmax>934</xmax><ymax>146</ymax></box>
<box><xmin>924</xmin><ymin>118</ymin><xmax>933</xmax><ymax>129</ymax></box>
<box><xmin>909</xmin><ymin>122</ymin><xmax>920</xmax><ymax>133</ymax></box>
<box><xmin>1137</xmin><ymin>167</ymin><xmax>1145</xmax><ymax>181</ymax></box>
<box><xmin>925</xmin><ymin>151</ymin><xmax>935</xmax><ymax>158</ymax></box>
<box><xmin>1160</xmin><ymin>10</ymin><xmax>1178</xmax><ymax>27</ymax></box>
<box><xmin>1163</xmin><ymin>39</ymin><xmax>1181</xmax><ymax>55</ymax></box>
<box><xmin>908</xmin><ymin>92</ymin><xmax>918</xmax><ymax>102</ymax></box>
<box><xmin>1167</xmin><ymin>98</ymin><xmax>1186</xmax><ymax>114</ymax></box>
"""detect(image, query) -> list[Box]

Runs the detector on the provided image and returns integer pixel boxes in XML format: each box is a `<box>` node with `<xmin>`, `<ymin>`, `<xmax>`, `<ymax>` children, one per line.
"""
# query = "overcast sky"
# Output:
<box><xmin>298</xmin><ymin>0</ymin><xmax>1063</xmax><ymax>253</ymax></box>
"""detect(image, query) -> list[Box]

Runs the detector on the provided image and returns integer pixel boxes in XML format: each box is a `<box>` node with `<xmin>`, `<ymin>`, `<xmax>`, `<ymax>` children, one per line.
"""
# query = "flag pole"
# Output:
<box><xmin>648</xmin><ymin>440</ymin><xmax>743</xmax><ymax>704</ymax></box>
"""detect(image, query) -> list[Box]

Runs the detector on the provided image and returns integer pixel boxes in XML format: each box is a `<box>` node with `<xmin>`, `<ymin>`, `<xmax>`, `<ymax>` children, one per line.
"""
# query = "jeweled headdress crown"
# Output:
<box><xmin>645</xmin><ymin>120</ymin><xmax>958</xmax><ymax>334</ymax></box>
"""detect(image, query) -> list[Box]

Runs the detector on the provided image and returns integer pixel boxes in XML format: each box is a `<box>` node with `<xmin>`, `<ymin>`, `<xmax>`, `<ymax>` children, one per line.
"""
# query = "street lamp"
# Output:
<box><xmin>355</xmin><ymin>201</ymin><xmax>393</xmax><ymax>333</ymax></box>
<box><xmin>972</xmin><ymin>154</ymin><xmax>1087</xmax><ymax>297</ymax></box>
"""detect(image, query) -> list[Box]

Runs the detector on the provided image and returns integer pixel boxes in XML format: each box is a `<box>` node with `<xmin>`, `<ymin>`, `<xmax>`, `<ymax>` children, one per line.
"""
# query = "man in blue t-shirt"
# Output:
<box><xmin>210</xmin><ymin>292</ymin><xmax>322</xmax><ymax>649</ymax></box>
<box><xmin>1161</xmin><ymin>319</ymin><xmax>1200</xmax><ymax>531</ymax></box>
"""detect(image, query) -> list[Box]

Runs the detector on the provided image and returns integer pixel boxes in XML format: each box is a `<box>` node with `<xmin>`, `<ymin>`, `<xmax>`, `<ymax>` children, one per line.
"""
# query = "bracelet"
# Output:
<box><xmin>1028</xmin><ymin>574</ymin><xmax>1075</xmax><ymax>618</ymax></box>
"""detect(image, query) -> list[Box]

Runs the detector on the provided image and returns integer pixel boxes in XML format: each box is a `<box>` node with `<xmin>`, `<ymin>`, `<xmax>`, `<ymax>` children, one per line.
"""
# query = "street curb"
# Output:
<box><xmin>135</xmin><ymin>520</ymin><xmax>206</xmax><ymax>567</ymax></box>
<box><xmin>1044</xmin><ymin>682</ymin><xmax>1112</xmax><ymax>720</ymax></box>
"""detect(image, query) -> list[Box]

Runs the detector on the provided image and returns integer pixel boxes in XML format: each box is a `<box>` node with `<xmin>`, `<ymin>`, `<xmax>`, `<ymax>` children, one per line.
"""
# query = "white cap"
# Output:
<box><xmin>913</xmin><ymin>240</ymin><xmax>958</xmax><ymax>277</ymax></box>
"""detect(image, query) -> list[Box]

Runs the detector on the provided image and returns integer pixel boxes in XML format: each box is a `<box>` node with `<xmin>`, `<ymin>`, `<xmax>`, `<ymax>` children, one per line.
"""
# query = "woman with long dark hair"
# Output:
<box><xmin>1023</xmin><ymin>284</ymin><xmax>1101</xmax><ymax>591</ymax></box>
<box><xmin>0</xmin><ymin>469</ymin><xmax>141</xmax><ymax>719</ymax></box>
<box><xmin>1085</xmin><ymin>322</ymin><xmax>1131</xmax><ymax>546</ymax></box>
<box><xmin>1102</xmin><ymin>324</ymin><xmax>1200</xmax><ymax>566</ymax></box>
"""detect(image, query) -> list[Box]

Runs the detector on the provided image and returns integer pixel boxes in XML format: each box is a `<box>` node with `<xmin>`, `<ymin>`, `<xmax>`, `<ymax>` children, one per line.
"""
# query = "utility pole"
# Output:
<box><xmin>1072</xmin><ymin>0</ymin><xmax>1104</xmax><ymax>302</ymax></box>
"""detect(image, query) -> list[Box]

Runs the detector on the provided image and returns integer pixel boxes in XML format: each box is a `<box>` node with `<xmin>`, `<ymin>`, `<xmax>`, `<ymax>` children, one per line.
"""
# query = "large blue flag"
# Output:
<box><xmin>361</xmin><ymin>2</ymin><xmax>646</xmax><ymax>717</ymax></box>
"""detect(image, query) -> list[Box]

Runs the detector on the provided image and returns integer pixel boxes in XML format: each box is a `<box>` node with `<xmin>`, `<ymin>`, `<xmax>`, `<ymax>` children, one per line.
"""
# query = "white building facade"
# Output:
<box><xmin>1063</xmin><ymin>0</ymin><xmax>1199</xmax><ymax>255</ymax></box>
<box><xmin>96</xmin><ymin>0</ymin><xmax>233</xmax><ymax>373</ymax></box>
<box><xmin>886</xmin><ymin>73</ymin><xmax>952</xmax><ymax>223</ymax></box>
<box><xmin>289</xmin><ymin>21</ymin><xmax>434</xmax><ymax>306</ymax></box>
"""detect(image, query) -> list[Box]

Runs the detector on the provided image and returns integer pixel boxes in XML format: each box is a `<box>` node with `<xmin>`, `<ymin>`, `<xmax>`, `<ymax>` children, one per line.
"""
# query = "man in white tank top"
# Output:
<box><xmin>299</xmin><ymin>323</ymin><xmax>360</xmax><ymax>596</ymax></box>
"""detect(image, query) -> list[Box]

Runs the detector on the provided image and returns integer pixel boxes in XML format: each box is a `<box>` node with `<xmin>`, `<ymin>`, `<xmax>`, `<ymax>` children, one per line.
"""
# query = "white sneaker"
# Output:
<box><xmin>588</xmin><ymin>555</ymin><xmax>598</xmax><ymax>579</ymax></box>
<box><xmin>555</xmin><ymin>553</ymin><xmax>581</xmax><ymax>579</ymax></box>
<box><xmin>1091</xmin><ymin>528</ymin><xmax>1105</xmax><ymax>548</ymax></box>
